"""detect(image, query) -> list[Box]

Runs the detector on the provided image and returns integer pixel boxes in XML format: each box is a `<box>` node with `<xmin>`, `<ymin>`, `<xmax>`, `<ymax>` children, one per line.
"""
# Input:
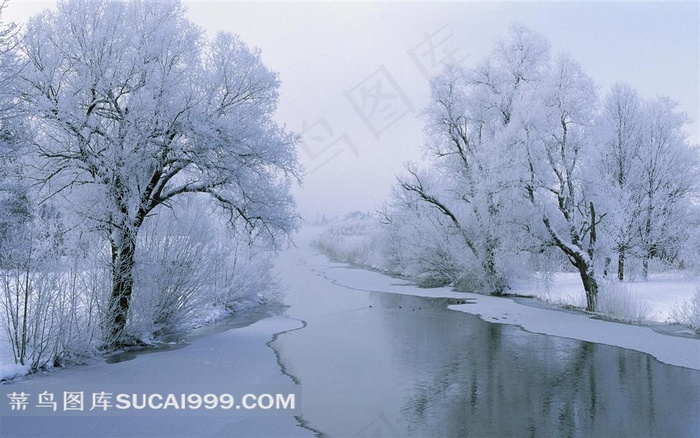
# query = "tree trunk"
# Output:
<box><xmin>641</xmin><ymin>214</ymin><xmax>652</xmax><ymax>281</ymax></box>
<box><xmin>641</xmin><ymin>254</ymin><xmax>649</xmax><ymax>281</ymax></box>
<box><xmin>108</xmin><ymin>231</ymin><xmax>137</xmax><ymax>344</ymax></box>
<box><xmin>542</xmin><ymin>214</ymin><xmax>600</xmax><ymax>313</ymax></box>
<box><xmin>603</xmin><ymin>257</ymin><xmax>611</xmax><ymax>278</ymax></box>
<box><xmin>576</xmin><ymin>260</ymin><xmax>599</xmax><ymax>312</ymax></box>
<box><xmin>483</xmin><ymin>238</ymin><xmax>506</xmax><ymax>295</ymax></box>
<box><xmin>617</xmin><ymin>247</ymin><xmax>625</xmax><ymax>281</ymax></box>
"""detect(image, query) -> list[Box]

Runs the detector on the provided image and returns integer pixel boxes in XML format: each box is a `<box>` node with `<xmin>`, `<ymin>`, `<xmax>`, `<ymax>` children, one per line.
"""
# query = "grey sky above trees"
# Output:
<box><xmin>4</xmin><ymin>1</ymin><xmax>698</xmax><ymax>219</ymax></box>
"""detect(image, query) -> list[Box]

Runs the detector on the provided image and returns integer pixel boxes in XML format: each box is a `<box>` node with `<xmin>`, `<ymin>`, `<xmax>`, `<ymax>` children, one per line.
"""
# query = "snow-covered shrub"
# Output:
<box><xmin>126</xmin><ymin>201</ymin><xmax>284</xmax><ymax>340</ymax></box>
<box><xmin>537</xmin><ymin>285</ymin><xmax>587</xmax><ymax>310</ymax></box>
<box><xmin>385</xmin><ymin>212</ymin><xmax>466</xmax><ymax>287</ymax></box>
<box><xmin>596</xmin><ymin>280</ymin><xmax>651</xmax><ymax>323</ymax></box>
<box><xmin>130</xmin><ymin>216</ymin><xmax>215</xmax><ymax>339</ymax></box>
<box><xmin>1</xmin><ymin>262</ymin><xmax>61</xmax><ymax>371</ymax></box>
<box><xmin>669</xmin><ymin>286</ymin><xmax>700</xmax><ymax>331</ymax></box>
<box><xmin>0</xmin><ymin>226</ymin><xmax>105</xmax><ymax>372</ymax></box>
<box><xmin>35</xmin><ymin>257</ymin><xmax>106</xmax><ymax>367</ymax></box>
<box><xmin>677</xmin><ymin>209</ymin><xmax>700</xmax><ymax>276</ymax></box>
<box><xmin>215</xmin><ymin>248</ymin><xmax>282</xmax><ymax>314</ymax></box>
<box><xmin>383</xmin><ymin>202</ymin><xmax>512</xmax><ymax>293</ymax></box>
<box><xmin>315</xmin><ymin>207</ymin><xmax>516</xmax><ymax>292</ymax></box>
<box><xmin>313</xmin><ymin>211</ymin><xmax>386</xmax><ymax>269</ymax></box>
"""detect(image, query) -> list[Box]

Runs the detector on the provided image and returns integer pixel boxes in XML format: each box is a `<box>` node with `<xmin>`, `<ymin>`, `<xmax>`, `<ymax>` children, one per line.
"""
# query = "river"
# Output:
<box><xmin>272</xmin><ymin>236</ymin><xmax>700</xmax><ymax>437</ymax></box>
<box><xmin>1</xmin><ymin>231</ymin><xmax>698</xmax><ymax>438</ymax></box>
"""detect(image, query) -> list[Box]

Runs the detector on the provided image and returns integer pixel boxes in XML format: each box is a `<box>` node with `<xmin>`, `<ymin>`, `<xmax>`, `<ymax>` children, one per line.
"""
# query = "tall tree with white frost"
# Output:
<box><xmin>381</xmin><ymin>25</ymin><xmax>698</xmax><ymax>312</ymax></box>
<box><xmin>397</xmin><ymin>26</ymin><xmax>550</xmax><ymax>294</ymax></box>
<box><xmin>595</xmin><ymin>83</ymin><xmax>645</xmax><ymax>281</ymax></box>
<box><xmin>20</xmin><ymin>0</ymin><xmax>300</xmax><ymax>343</ymax></box>
<box><xmin>0</xmin><ymin>1</ymin><xmax>18</xmax><ymax>116</ymax></box>
<box><xmin>636</xmin><ymin>97</ymin><xmax>698</xmax><ymax>279</ymax></box>
<box><xmin>0</xmin><ymin>1</ymin><xmax>31</xmax><ymax>261</ymax></box>
<box><xmin>519</xmin><ymin>55</ymin><xmax>602</xmax><ymax>312</ymax></box>
<box><xmin>596</xmin><ymin>86</ymin><xmax>698</xmax><ymax>280</ymax></box>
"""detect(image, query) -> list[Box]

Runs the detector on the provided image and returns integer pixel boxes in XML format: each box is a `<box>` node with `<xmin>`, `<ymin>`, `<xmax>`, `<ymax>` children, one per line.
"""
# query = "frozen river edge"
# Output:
<box><xmin>2</xmin><ymin>230</ymin><xmax>698</xmax><ymax>438</ymax></box>
<box><xmin>310</xmin><ymin>252</ymin><xmax>700</xmax><ymax>371</ymax></box>
<box><xmin>316</xmin><ymin>255</ymin><xmax>700</xmax><ymax>370</ymax></box>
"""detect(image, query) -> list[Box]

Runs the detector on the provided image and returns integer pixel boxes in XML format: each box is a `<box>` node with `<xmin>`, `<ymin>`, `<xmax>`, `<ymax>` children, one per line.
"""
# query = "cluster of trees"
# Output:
<box><xmin>0</xmin><ymin>0</ymin><xmax>299</xmax><ymax>370</ymax></box>
<box><xmin>379</xmin><ymin>25</ymin><xmax>698</xmax><ymax>312</ymax></box>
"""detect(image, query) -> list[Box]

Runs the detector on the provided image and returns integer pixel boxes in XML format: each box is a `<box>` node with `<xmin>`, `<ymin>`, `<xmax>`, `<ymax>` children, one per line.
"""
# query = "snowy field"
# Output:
<box><xmin>507</xmin><ymin>271</ymin><xmax>700</xmax><ymax>326</ymax></box>
<box><xmin>0</xmin><ymin>361</ymin><xmax>26</xmax><ymax>384</ymax></box>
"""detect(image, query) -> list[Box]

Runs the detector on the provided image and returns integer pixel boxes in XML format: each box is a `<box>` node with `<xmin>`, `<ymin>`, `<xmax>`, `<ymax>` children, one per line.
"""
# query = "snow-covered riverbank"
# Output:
<box><xmin>310</xmin><ymin>250</ymin><xmax>700</xmax><ymax>371</ymax></box>
<box><xmin>1</xmin><ymin>316</ymin><xmax>312</xmax><ymax>438</ymax></box>
<box><xmin>2</xmin><ymin>227</ymin><xmax>698</xmax><ymax>438</ymax></box>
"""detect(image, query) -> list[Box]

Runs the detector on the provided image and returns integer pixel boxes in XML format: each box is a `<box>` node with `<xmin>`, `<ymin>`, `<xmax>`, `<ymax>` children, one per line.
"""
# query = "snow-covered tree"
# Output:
<box><xmin>20</xmin><ymin>0</ymin><xmax>301</xmax><ymax>343</ymax></box>
<box><xmin>391</xmin><ymin>26</ymin><xmax>552</xmax><ymax>294</ymax></box>
<box><xmin>383</xmin><ymin>24</ymin><xmax>698</xmax><ymax>312</ymax></box>
<box><xmin>595</xmin><ymin>84</ymin><xmax>645</xmax><ymax>281</ymax></box>
<box><xmin>396</xmin><ymin>26</ymin><xmax>605</xmax><ymax>310</ymax></box>
<box><xmin>636</xmin><ymin>97</ymin><xmax>698</xmax><ymax>278</ymax></box>
<box><xmin>595</xmin><ymin>86</ymin><xmax>699</xmax><ymax>280</ymax></box>
<box><xmin>520</xmin><ymin>54</ymin><xmax>602</xmax><ymax>311</ymax></box>
<box><xmin>0</xmin><ymin>1</ymin><xmax>18</xmax><ymax>116</ymax></box>
<box><xmin>0</xmin><ymin>1</ymin><xmax>31</xmax><ymax>266</ymax></box>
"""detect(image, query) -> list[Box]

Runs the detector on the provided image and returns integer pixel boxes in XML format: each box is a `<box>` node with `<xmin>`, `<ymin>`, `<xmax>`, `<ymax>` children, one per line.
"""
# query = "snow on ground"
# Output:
<box><xmin>309</xmin><ymin>248</ymin><xmax>700</xmax><ymax>371</ymax></box>
<box><xmin>1</xmin><ymin>316</ymin><xmax>313</xmax><ymax>438</ymax></box>
<box><xmin>0</xmin><ymin>363</ymin><xmax>29</xmax><ymax>383</ymax></box>
<box><xmin>509</xmin><ymin>271</ymin><xmax>699</xmax><ymax>324</ymax></box>
<box><xmin>615</xmin><ymin>274</ymin><xmax>698</xmax><ymax>322</ymax></box>
<box><xmin>0</xmin><ymin>341</ymin><xmax>19</xmax><ymax>381</ymax></box>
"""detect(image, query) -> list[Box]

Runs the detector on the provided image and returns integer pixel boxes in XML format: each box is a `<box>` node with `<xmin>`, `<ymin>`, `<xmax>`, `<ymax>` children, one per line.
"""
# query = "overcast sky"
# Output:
<box><xmin>5</xmin><ymin>1</ymin><xmax>699</xmax><ymax>220</ymax></box>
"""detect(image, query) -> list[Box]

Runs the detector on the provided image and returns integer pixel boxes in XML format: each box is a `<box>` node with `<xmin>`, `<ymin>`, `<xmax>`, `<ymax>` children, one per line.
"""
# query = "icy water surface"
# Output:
<box><xmin>274</xmin><ymin>264</ymin><xmax>700</xmax><ymax>437</ymax></box>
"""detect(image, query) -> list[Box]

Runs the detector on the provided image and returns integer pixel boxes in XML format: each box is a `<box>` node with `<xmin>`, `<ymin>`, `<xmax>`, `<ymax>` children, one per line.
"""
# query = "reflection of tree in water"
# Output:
<box><xmin>381</xmin><ymin>310</ymin><xmax>699</xmax><ymax>437</ymax></box>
